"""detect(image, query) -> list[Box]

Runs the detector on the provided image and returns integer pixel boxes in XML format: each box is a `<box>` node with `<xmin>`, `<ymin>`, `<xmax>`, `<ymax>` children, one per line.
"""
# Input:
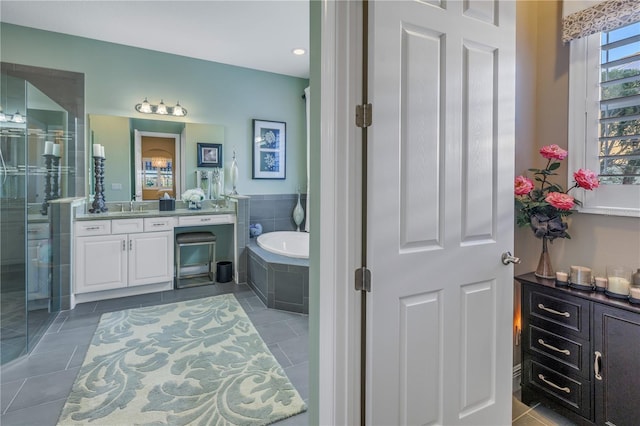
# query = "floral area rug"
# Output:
<box><xmin>57</xmin><ymin>294</ymin><xmax>306</xmax><ymax>425</ymax></box>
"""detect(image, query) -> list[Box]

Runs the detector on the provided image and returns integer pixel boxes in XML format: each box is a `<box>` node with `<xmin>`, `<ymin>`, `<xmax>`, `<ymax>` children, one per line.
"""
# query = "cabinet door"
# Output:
<box><xmin>127</xmin><ymin>231</ymin><xmax>174</xmax><ymax>287</ymax></box>
<box><xmin>594</xmin><ymin>304</ymin><xmax>640</xmax><ymax>426</ymax></box>
<box><xmin>75</xmin><ymin>235</ymin><xmax>127</xmax><ymax>293</ymax></box>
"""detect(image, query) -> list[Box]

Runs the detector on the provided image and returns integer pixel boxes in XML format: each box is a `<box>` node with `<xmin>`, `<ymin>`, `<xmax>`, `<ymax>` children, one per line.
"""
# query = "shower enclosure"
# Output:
<box><xmin>0</xmin><ymin>63</ymin><xmax>84</xmax><ymax>365</ymax></box>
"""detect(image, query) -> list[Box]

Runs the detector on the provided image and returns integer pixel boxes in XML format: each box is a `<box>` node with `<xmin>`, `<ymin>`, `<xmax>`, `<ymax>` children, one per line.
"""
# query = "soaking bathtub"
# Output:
<box><xmin>256</xmin><ymin>231</ymin><xmax>309</xmax><ymax>259</ymax></box>
<box><xmin>247</xmin><ymin>231</ymin><xmax>309</xmax><ymax>314</ymax></box>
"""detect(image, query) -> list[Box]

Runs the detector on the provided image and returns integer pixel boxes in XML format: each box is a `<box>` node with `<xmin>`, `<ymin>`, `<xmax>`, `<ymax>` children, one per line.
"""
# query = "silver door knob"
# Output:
<box><xmin>501</xmin><ymin>251</ymin><xmax>521</xmax><ymax>265</ymax></box>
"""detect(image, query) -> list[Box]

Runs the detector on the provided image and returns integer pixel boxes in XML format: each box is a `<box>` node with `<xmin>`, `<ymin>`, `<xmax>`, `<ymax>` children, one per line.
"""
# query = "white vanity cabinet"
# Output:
<box><xmin>74</xmin><ymin>218</ymin><xmax>175</xmax><ymax>294</ymax></box>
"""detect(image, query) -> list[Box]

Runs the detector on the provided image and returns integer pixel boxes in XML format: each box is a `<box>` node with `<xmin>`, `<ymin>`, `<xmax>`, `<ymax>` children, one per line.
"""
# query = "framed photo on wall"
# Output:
<box><xmin>197</xmin><ymin>143</ymin><xmax>222</xmax><ymax>168</ymax></box>
<box><xmin>252</xmin><ymin>119</ymin><xmax>286</xmax><ymax>179</ymax></box>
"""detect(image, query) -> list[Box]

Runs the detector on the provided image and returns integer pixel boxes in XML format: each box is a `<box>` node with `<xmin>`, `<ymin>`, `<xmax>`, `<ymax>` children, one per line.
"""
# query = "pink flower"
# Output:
<box><xmin>545</xmin><ymin>192</ymin><xmax>575</xmax><ymax>210</ymax></box>
<box><xmin>514</xmin><ymin>175</ymin><xmax>534</xmax><ymax>195</ymax></box>
<box><xmin>539</xmin><ymin>144</ymin><xmax>568</xmax><ymax>160</ymax></box>
<box><xmin>574</xmin><ymin>168</ymin><xmax>599</xmax><ymax>190</ymax></box>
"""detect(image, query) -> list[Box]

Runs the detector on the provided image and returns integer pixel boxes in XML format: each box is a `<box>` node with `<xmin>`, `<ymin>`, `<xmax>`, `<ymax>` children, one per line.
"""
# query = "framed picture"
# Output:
<box><xmin>252</xmin><ymin>119</ymin><xmax>286</xmax><ymax>179</ymax></box>
<box><xmin>197</xmin><ymin>143</ymin><xmax>222</xmax><ymax>168</ymax></box>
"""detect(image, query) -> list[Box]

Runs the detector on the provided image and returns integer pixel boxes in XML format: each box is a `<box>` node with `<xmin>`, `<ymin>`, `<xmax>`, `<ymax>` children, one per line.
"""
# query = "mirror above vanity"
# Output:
<box><xmin>88</xmin><ymin>114</ymin><xmax>226</xmax><ymax>203</ymax></box>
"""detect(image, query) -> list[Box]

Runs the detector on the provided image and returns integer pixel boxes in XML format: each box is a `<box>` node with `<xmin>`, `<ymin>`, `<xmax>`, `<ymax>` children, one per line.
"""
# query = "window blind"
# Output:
<box><xmin>599</xmin><ymin>21</ymin><xmax>640</xmax><ymax>185</ymax></box>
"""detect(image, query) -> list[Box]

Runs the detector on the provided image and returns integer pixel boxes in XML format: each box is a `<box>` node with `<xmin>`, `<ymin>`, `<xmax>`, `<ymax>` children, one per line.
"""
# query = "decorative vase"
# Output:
<box><xmin>230</xmin><ymin>150</ymin><xmax>239</xmax><ymax>195</ymax></box>
<box><xmin>188</xmin><ymin>200</ymin><xmax>201</xmax><ymax>210</ymax></box>
<box><xmin>293</xmin><ymin>192</ymin><xmax>304</xmax><ymax>232</ymax></box>
<box><xmin>535</xmin><ymin>237</ymin><xmax>554</xmax><ymax>279</ymax></box>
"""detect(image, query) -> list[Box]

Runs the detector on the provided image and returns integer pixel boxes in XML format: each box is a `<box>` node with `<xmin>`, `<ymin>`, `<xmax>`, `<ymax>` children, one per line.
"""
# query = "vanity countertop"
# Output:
<box><xmin>75</xmin><ymin>206</ymin><xmax>236</xmax><ymax>221</ymax></box>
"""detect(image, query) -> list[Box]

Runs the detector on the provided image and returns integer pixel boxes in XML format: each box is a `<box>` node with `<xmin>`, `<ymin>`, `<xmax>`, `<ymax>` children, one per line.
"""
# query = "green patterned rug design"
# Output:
<box><xmin>58</xmin><ymin>294</ymin><xmax>306</xmax><ymax>425</ymax></box>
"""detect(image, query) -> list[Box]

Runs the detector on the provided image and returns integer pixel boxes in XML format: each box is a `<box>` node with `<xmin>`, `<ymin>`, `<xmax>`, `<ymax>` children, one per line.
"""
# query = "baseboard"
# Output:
<box><xmin>513</xmin><ymin>363</ymin><xmax>522</xmax><ymax>392</ymax></box>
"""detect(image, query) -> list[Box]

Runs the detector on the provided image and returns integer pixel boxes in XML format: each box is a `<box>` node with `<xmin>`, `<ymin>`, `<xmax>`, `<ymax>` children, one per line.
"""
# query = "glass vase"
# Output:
<box><xmin>535</xmin><ymin>237</ymin><xmax>554</xmax><ymax>279</ymax></box>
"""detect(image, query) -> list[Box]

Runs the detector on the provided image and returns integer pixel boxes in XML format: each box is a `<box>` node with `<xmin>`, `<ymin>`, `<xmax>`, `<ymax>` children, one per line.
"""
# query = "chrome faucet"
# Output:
<box><xmin>130</xmin><ymin>196</ymin><xmax>135</xmax><ymax>212</ymax></box>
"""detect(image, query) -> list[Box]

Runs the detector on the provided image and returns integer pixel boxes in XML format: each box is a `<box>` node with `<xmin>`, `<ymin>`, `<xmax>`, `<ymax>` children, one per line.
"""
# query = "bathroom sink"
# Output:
<box><xmin>107</xmin><ymin>210</ymin><xmax>155</xmax><ymax>216</ymax></box>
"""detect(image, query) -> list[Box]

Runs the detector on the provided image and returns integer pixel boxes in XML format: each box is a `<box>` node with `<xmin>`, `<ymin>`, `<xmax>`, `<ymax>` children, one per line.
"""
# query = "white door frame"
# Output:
<box><xmin>133</xmin><ymin>130</ymin><xmax>182</xmax><ymax>201</ymax></box>
<box><xmin>317</xmin><ymin>1</ymin><xmax>362</xmax><ymax>425</ymax></box>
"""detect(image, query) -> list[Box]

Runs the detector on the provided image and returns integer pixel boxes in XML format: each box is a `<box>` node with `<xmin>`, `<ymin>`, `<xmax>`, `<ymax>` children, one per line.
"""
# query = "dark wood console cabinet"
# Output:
<box><xmin>516</xmin><ymin>273</ymin><xmax>640</xmax><ymax>426</ymax></box>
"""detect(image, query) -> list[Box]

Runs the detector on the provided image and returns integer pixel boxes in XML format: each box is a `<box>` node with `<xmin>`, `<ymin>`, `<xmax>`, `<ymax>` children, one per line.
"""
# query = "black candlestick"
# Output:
<box><xmin>51</xmin><ymin>155</ymin><xmax>60</xmax><ymax>201</ymax></box>
<box><xmin>40</xmin><ymin>154</ymin><xmax>55</xmax><ymax>215</ymax></box>
<box><xmin>89</xmin><ymin>156</ymin><xmax>108</xmax><ymax>213</ymax></box>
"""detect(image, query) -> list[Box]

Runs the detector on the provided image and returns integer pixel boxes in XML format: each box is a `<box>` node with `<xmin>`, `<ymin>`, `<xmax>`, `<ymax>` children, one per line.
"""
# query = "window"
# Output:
<box><xmin>568</xmin><ymin>21</ymin><xmax>640</xmax><ymax>217</ymax></box>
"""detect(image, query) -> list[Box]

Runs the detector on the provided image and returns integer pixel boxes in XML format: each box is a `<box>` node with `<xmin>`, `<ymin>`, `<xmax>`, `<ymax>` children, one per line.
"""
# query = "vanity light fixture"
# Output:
<box><xmin>135</xmin><ymin>98</ymin><xmax>188</xmax><ymax>117</ymax></box>
<box><xmin>291</xmin><ymin>48</ymin><xmax>306</xmax><ymax>56</ymax></box>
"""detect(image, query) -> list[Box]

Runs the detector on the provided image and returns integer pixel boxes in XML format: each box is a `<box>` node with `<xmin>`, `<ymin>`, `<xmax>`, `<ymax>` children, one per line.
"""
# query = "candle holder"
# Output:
<box><xmin>40</xmin><ymin>154</ymin><xmax>56</xmax><ymax>215</ymax></box>
<box><xmin>89</xmin><ymin>156</ymin><xmax>108</xmax><ymax>213</ymax></box>
<box><xmin>51</xmin><ymin>155</ymin><xmax>60</xmax><ymax>200</ymax></box>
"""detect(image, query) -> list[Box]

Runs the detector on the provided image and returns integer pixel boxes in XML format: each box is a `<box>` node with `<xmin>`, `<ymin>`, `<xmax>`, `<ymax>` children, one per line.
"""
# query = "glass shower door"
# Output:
<box><xmin>0</xmin><ymin>73</ymin><xmax>28</xmax><ymax>364</ymax></box>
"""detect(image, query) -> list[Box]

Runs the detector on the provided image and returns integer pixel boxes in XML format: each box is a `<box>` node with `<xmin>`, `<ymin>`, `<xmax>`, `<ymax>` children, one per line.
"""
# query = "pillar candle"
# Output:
<box><xmin>595</xmin><ymin>277</ymin><xmax>607</xmax><ymax>289</ymax></box>
<box><xmin>52</xmin><ymin>144</ymin><xmax>61</xmax><ymax>157</ymax></box>
<box><xmin>93</xmin><ymin>143</ymin><xmax>101</xmax><ymax>157</ymax></box>
<box><xmin>100</xmin><ymin>145</ymin><xmax>105</xmax><ymax>158</ymax></box>
<box><xmin>556</xmin><ymin>271</ymin><xmax>569</xmax><ymax>282</ymax></box>
<box><xmin>570</xmin><ymin>266</ymin><xmax>592</xmax><ymax>285</ymax></box>
<box><xmin>44</xmin><ymin>141</ymin><xmax>54</xmax><ymax>155</ymax></box>
<box><xmin>607</xmin><ymin>277</ymin><xmax>630</xmax><ymax>296</ymax></box>
<box><xmin>630</xmin><ymin>287</ymin><xmax>640</xmax><ymax>300</ymax></box>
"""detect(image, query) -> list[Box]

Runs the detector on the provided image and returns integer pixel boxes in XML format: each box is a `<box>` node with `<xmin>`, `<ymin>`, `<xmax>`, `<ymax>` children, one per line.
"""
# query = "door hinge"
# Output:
<box><xmin>356</xmin><ymin>103</ymin><xmax>372</xmax><ymax>128</ymax></box>
<box><xmin>355</xmin><ymin>266</ymin><xmax>372</xmax><ymax>292</ymax></box>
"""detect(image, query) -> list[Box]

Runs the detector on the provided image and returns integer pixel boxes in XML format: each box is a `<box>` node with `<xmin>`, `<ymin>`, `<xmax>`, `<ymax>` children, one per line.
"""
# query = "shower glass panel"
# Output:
<box><xmin>0</xmin><ymin>63</ymin><xmax>82</xmax><ymax>365</ymax></box>
<box><xmin>0</xmin><ymin>73</ymin><xmax>28</xmax><ymax>364</ymax></box>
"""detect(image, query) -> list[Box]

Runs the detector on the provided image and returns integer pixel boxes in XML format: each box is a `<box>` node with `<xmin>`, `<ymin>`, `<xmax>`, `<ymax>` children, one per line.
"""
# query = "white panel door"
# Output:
<box><xmin>128</xmin><ymin>231</ymin><xmax>174</xmax><ymax>287</ymax></box>
<box><xmin>367</xmin><ymin>1</ymin><xmax>515</xmax><ymax>425</ymax></box>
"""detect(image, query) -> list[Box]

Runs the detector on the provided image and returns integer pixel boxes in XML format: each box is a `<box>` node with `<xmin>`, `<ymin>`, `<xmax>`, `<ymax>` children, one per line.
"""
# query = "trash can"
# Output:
<box><xmin>216</xmin><ymin>261</ymin><xmax>233</xmax><ymax>283</ymax></box>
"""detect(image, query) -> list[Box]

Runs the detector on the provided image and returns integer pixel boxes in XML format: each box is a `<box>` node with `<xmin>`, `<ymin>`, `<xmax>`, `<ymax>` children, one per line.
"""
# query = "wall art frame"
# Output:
<box><xmin>252</xmin><ymin>119</ymin><xmax>286</xmax><ymax>179</ymax></box>
<box><xmin>197</xmin><ymin>143</ymin><xmax>222</xmax><ymax>168</ymax></box>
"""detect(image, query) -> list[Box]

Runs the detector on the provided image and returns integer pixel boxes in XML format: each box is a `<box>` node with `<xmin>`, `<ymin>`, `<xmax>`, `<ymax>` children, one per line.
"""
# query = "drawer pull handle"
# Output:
<box><xmin>201</xmin><ymin>218</ymin><xmax>211</xmax><ymax>222</ymax></box>
<box><xmin>122</xmin><ymin>240</ymin><xmax>126</xmax><ymax>251</ymax></box>
<box><xmin>85</xmin><ymin>226</ymin><xmax>101</xmax><ymax>231</ymax></box>
<box><xmin>152</xmin><ymin>223</ymin><xmax>164</xmax><ymax>226</ymax></box>
<box><xmin>538</xmin><ymin>374</ymin><xmax>570</xmax><ymax>394</ymax></box>
<box><xmin>537</xmin><ymin>303</ymin><xmax>570</xmax><ymax>318</ymax></box>
<box><xmin>538</xmin><ymin>339</ymin><xmax>570</xmax><ymax>356</ymax></box>
<box><xmin>594</xmin><ymin>351</ymin><xmax>603</xmax><ymax>380</ymax></box>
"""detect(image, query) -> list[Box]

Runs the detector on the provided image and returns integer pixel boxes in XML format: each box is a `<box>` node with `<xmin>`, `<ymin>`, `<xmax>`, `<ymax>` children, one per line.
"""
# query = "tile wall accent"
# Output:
<box><xmin>233</xmin><ymin>196</ymin><xmax>250</xmax><ymax>284</ymax></box>
<box><xmin>247</xmin><ymin>242</ymin><xmax>309</xmax><ymax>314</ymax></box>
<box><xmin>248</xmin><ymin>194</ymin><xmax>308</xmax><ymax>234</ymax></box>
<box><xmin>50</xmin><ymin>198</ymin><xmax>84</xmax><ymax>310</ymax></box>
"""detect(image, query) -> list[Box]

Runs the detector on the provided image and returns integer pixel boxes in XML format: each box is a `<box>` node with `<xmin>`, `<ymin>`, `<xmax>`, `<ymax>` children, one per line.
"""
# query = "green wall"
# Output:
<box><xmin>0</xmin><ymin>23</ymin><xmax>309</xmax><ymax>196</ymax></box>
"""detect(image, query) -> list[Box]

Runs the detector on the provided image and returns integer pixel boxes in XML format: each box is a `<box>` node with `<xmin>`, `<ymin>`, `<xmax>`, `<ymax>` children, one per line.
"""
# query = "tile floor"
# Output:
<box><xmin>512</xmin><ymin>390</ymin><xmax>577</xmax><ymax>426</ymax></box>
<box><xmin>0</xmin><ymin>283</ymin><xmax>308</xmax><ymax>426</ymax></box>
<box><xmin>1</xmin><ymin>281</ymin><xmax>577</xmax><ymax>426</ymax></box>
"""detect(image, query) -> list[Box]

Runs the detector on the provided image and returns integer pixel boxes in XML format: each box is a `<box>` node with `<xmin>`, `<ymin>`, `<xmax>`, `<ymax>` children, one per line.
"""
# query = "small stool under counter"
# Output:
<box><xmin>516</xmin><ymin>273</ymin><xmax>640</xmax><ymax>426</ymax></box>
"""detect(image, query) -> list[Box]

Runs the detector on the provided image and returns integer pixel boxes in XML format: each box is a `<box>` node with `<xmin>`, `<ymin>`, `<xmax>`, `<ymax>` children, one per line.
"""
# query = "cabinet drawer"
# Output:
<box><xmin>27</xmin><ymin>223</ymin><xmax>50</xmax><ymax>240</ymax></box>
<box><xmin>525</xmin><ymin>360</ymin><xmax>591</xmax><ymax>419</ymax></box>
<box><xmin>144</xmin><ymin>217</ymin><xmax>176</xmax><ymax>232</ymax></box>
<box><xmin>178</xmin><ymin>214</ymin><xmax>233</xmax><ymax>226</ymax></box>
<box><xmin>75</xmin><ymin>220</ymin><xmax>111</xmax><ymax>236</ymax></box>
<box><xmin>112</xmin><ymin>219</ymin><xmax>144</xmax><ymax>234</ymax></box>
<box><xmin>528</xmin><ymin>325</ymin><xmax>588</xmax><ymax>377</ymax></box>
<box><xmin>525</xmin><ymin>287</ymin><xmax>589</xmax><ymax>339</ymax></box>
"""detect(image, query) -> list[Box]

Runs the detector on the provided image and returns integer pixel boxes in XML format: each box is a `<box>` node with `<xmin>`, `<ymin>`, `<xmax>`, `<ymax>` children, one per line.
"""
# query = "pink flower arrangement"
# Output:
<box><xmin>514</xmin><ymin>144</ymin><xmax>599</xmax><ymax>240</ymax></box>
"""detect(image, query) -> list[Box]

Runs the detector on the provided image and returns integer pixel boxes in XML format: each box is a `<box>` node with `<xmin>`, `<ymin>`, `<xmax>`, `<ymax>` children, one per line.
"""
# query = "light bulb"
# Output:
<box><xmin>11</xmin><ymin>111</ymin><xmax>24</xmax><ymax>123</ymax></box>
<box><xmin>156</xmin><ymin>100</ymin><xmax>168</xmax><ymax>115</ymax></box>
<box><xmin>173</xmin><ymin>101</ymin><xmax>185</xmax><ymax>116</ymax></box>
<box><xmin>139</xmin><ymin>97</ymin><xmax>152</xmax><ymax>113</ymax></box>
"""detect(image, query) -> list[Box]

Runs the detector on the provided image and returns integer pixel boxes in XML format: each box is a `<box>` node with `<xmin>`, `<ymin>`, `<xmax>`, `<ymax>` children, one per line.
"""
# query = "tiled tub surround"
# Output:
<box><xmin>249</xmin><ymin>194</ymin><xmax>307</xmax><ymax>234</ymax></box>
<box><xmin>247</xmin><ymin>241</ymin><xmax>309</xmax><ymax>314</ymax></box>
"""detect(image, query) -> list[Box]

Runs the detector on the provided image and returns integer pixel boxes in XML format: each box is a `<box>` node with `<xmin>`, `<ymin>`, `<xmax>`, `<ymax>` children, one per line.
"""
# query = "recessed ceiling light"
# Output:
<box><xmin>292</xmin><ymin>48</ymin><xmax>306</xmax><ymax>56</ymax></box>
